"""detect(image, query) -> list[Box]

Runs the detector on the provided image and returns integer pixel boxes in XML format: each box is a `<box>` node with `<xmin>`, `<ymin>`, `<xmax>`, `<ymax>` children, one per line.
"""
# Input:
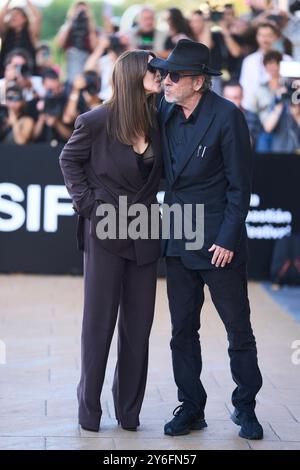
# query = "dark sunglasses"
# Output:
<box><xmin>159</xmin><ymin>70</ymin><xmax>201</xmax><ymax>83</ymax></box>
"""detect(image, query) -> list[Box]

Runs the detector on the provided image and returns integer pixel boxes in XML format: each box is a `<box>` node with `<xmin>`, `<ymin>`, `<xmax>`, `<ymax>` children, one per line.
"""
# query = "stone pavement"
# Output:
<box><xmin>0</xmin><ymin>274</ymin><xmax>300</xmax><ymax>450</ymax></box>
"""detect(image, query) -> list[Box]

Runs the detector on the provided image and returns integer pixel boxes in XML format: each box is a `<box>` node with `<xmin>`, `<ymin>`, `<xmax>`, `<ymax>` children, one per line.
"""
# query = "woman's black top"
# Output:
<box><xmin>134</xmin><ymin>143</ymin><xmax>155</xmax><ymax>180</ymax></box>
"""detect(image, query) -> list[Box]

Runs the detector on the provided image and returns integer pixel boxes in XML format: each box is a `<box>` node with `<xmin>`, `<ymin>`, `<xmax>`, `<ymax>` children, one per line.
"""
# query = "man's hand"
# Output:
<box><xmin>208</xmin><ymin>244</ymin><xmax>234</xmax><ymax>267</ymax></box>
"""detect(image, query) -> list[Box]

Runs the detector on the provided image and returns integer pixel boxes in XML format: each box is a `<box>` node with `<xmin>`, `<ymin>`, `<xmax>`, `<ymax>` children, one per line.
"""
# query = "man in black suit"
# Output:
<box><xmin>150</xmin><ymin>40</ymin><xmax>263</xmax><ymax>440</ymax></box>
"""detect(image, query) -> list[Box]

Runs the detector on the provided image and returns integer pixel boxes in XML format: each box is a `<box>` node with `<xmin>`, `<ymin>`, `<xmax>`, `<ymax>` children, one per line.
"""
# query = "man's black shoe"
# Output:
<box><xmin>231</xmin><ymin>408</ymin><xmax>263</xmax><ymax>440</ymax></box>
<box><xmin>190</xmin><ymin>416</ymin><xmax>208</xmax><ymax>430</ymax></box>
<box><xmin>164</xmin><ymin>405</ymin><xmax>207</xmax><ymax>436</ymax></box>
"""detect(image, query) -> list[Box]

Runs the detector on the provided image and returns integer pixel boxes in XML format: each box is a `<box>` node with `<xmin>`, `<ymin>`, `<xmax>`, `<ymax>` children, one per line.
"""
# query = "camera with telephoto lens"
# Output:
<box><xmin>73</xmin><ymin>10</ymin><xmax>88</xmax><ymax>31</ymax></box>
<box><xmin>70</xmin><ymin>10</ymin><xmax>89</xmax><ymax>50</ymax></box>
<box><xmin>82</xmin><ymin>71</ymin><xmax>101</xmax><ymax>96</ymax></box>
<box><xmin>281</xmin><ymin>81</ymin><xmax>296</xmax><ymax>102</ymax></box>
<box><xmin>278</xmin><ymin>61</ymin><xmax>300</xmax><ymax>103</ymax></box>
<box><xmin>0</xmin><ymin>104</ymin><xmax>8</xmax><ymax>123</ymax></box>
<box><xmin>0</xmin><ymin>104</ymin><xmax>9</xmax><ymax>140</ymax></box>
<box><xmin>43</xmin><ymin>91</ymin><xmax>65</xmax><ymax>117</ymax></box>
<box><xmin>107</xmin><ymin>34</ymin><xmax>127</xmax><ymax>55</ymax></box>
<box><xmin>15</xmin><ymin>63</ymin><xmax>32</xmax><ymax>79</ymax></box>
<box><xmin>209</xmin><ymin>7</ymin><xmax>224</xmax><ymax>22</ymax></box>
<box><xmin>290</xmin><ymin>0</ymin><xmax>300</xmax><ymax>14</ymax></box>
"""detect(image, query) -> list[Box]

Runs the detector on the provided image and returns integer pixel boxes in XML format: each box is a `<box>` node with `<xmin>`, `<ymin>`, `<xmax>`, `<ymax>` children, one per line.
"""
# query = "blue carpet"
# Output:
<box><xmin>262</xmin><ymin>282</ymin><xmax>300</xmax><ymax>323</ymax></box>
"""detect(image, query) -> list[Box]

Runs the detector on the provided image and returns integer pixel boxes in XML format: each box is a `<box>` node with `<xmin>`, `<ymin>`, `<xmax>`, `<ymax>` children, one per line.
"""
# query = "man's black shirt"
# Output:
<box><xmin>165</xmin><ymin>91</ymin><xmax>208</xmax><ymax>256</ymax></box>
<box><xmin>166</xmin><ymin>91</ymin><xmax>207</xmax><ymax>176</ymax></box>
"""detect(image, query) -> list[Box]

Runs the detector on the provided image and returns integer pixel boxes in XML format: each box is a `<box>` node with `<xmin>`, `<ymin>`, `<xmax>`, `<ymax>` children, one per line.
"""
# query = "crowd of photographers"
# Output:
<box><xmin>0</xmin><ymin>0</ymin><xmax>300</xmax><ymax>152</ymax></box>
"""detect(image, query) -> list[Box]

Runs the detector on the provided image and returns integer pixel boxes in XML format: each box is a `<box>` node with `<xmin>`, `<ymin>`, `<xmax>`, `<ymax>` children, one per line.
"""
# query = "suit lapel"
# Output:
<box><xmin>172</xmin><ymin>92</ymin><xmax>216</xmax><ymax>184</ymax></box>
<box><xmin>161</xmin><ymin>103</ymin><xmax>176</xmax><ymax>184</ymax></box>
<box><xmin>108</xmin><ymin>138</ymin><xmax>143</xmax><ymax>190</ymax></box>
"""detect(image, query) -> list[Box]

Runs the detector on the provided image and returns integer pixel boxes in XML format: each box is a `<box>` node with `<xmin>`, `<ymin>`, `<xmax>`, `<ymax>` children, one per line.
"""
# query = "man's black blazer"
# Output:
<box><xmin>158</xmin><ymin>90</ymin><xmax>253</xmax><ymax>270</ymax></box>
<box><xmin>59</xmin><ymin>105</ymin><xmax>163</xmax><ymax>266</ymax></box>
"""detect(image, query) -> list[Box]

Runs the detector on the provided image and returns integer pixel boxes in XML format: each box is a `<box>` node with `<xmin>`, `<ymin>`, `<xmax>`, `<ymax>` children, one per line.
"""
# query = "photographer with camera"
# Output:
<box><xmin>0</xmin><ymin>0</ymin><xmax>41</xmax><ymax>79</ymax></box>
<box><xmin>84</xmin><ymin>34</ymin><xmax>127</xmax><ymax>101</ymax></box>
<box><xmin>33</xmin><ymin>69</ymin><xmax>72</xmax><ymax>145</ymax></box>
<box><xmin>63</xmin><ymin>70</ymin><xmax>102</xmax><ymax>125</ymax></box>
<box><xmin>253</xmin><ymin>50</ymin><xmax>300</xmax><ymax>152</ymax></box>
<box><xmin>189</xmin><ymin>8</ymin><xmax>254</xmax><ymax>92</ymax></box>
<box><xmin>56</xmin><ymin>1</ymin><xmax>98</xmax><ymax>85</ymax></box>
<box><xmin>35</xmin><ymin>43</ymin><xmax>61</xmax><ymax>78</ymax></box>
<box><xmin>0</xmin><ymin>83</ymin><xmax>34</xmax><ymax>144</ymax></box>
<box><xmin>0</xmin><ymin>49</ymin><xmax>44</xmax><ymax>105</ymax></box>
<box><xmin>240</xmin><ymin>22</ymin><xmax>292</xmax><ymax>111</ymax></box>
<box><xmin>283</xmin><ymin>0</ymin><xmax>300</xmax><ymax>62</ymax></box>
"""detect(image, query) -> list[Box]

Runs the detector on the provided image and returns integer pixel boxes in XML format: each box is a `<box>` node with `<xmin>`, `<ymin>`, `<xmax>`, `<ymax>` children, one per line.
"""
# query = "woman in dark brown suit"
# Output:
<box><xmin>59</xmin><ymin>50</ymin><xmax>163</xmax><ymax>432</ymax></box>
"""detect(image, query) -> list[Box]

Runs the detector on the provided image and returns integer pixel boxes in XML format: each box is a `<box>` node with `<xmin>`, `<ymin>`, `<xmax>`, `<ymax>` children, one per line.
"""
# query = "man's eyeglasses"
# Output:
<box><xmin>159</xmin><ymin>70</ymin><xmax>201</xmax><ymax>83</ymax></box>
<box><xmin>147</xmin><ymin>64</ymin><xmax>201</xmax><ymax>83</ymax></box>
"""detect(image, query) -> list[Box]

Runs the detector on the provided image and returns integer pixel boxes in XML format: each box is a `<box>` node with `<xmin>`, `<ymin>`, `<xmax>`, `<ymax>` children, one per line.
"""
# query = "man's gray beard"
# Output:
<box><xmin>164</xmin><ymin>94</ymin><xmax>177</xmax><ymax>103</ymax></box>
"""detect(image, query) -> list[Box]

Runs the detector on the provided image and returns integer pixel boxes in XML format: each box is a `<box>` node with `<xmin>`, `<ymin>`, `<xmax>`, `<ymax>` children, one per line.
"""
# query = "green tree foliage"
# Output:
<box><xmin>41</xmin><ymin>0</ymin><xmax>72</xmax><ymax>40</ymax></box>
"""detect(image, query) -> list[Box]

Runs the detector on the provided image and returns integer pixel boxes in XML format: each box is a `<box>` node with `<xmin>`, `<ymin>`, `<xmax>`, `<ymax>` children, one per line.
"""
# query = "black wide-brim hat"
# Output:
<box><xmin>150</xmin><ymin>39</ymin><xmax>222</xmax><ymax>77</ymax></box>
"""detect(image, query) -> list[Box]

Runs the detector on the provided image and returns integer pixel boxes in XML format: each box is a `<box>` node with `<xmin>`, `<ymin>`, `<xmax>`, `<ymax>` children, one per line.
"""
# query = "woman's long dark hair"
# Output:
<box><xmin>106</xmin><ymin>50</ymin><xmax>157</xmax><ymax>146</ymax></box>
<box><xmin>168</xmin><ymin>8</ymin><xmax>194</xmax><ymax>38</ymax></box>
